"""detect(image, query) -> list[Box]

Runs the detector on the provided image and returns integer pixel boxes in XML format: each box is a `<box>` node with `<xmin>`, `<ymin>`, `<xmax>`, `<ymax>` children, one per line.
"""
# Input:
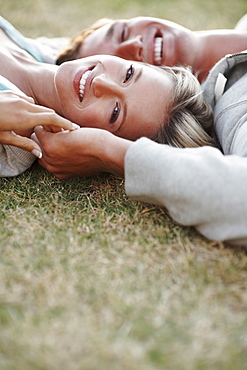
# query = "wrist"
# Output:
<box><xmin>102</xmin><ymin>131</ymin><xmax>132</xmax><ymax>177</ymax></box>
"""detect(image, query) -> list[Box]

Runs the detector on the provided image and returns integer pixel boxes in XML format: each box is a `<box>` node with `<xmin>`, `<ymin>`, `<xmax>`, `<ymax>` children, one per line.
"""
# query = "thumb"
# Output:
<box><xmin>0</xmin><ymin>131</ymin><xmax>42</xmax><ymax>158</ymax></box>
<box><xmin>33</xmin><ymin>125</ymin><xmax>49</xmax><ymax>137</ymax></box>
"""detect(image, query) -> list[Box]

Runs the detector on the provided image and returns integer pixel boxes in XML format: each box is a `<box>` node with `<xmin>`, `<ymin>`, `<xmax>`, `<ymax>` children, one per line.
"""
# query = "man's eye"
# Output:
<box><xmin>110</xmin><ymin>102</ymin><xmax>120</xmax><ymax>124</ymax></box>
<box><xmin>121</xmin><ymin>24</ymin><xmax>128</xmax><ymax>42</ymax></box>
<box><xmin>124</xmin><ymin>64</ymin><xmax>134</xmax><ymax>83</ymax></box>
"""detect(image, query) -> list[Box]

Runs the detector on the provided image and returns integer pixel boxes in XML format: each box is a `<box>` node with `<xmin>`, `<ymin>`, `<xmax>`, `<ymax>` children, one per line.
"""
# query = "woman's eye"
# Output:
<box><xmin>110</xmin><ymin>102</ymin><xmax>120</xmax><ymax>124</ymax></box>
<box><xmin>124</xmin><ymin>64</ymin><xmax>134</xmax><ymax>83</ymax></box>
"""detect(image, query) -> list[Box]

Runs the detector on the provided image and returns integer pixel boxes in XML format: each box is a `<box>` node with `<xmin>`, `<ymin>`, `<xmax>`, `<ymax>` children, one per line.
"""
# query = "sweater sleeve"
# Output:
<box><xmin>0</xmin><ymin>144</ymin><xmax>35</xmax><ymax>177</ymax></box>
<box><xmin>124</xmin><ymin>137</ymin><xmax>247</xmax><ymax>246</ymax></box>
<box><xmin>0</xmin><ymin>76</ymin><xmax>36</xmax><ymax>177</ymax></box>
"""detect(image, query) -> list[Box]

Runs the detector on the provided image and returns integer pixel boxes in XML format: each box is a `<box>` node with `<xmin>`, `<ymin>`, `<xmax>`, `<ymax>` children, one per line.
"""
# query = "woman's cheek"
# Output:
<box><xmin>79</xmin><ymin>109</ymin><xmax>106</xmax><ymax>129</ymax></box>
<box><xmin>60</xmin><ymin>106</ymin><xmax>85</xmax><ymax>126</ymax></box>
<box><xmin>63</xmin><ymin>108</ymin><xmax>97</xmax><ymax>128</ymax></box>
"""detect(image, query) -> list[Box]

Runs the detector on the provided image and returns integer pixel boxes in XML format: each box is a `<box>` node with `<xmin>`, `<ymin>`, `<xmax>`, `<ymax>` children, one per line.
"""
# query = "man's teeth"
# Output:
<box><xmin>79</xmin><ymin>70</ymin><xmax>92</xmax><ymax>101</ymax></box>
<box><xmin>154</xmin><ymin>37</ymin><xmax>162</xmax><ymax>65</ymax></box>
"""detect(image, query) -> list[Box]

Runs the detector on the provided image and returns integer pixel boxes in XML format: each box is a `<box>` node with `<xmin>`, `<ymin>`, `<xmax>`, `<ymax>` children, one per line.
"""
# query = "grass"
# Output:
<box><xmin>1</xmin><ymin>0</ymin><xmax>247</xmax><ymax>369</ymax></box>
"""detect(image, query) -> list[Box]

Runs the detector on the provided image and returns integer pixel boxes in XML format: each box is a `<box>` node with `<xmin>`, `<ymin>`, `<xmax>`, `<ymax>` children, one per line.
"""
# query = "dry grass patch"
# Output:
<box><xmin>1</xmin><ymin>166</ymin><xmax>247</xmax><ymax>369</ymax></box>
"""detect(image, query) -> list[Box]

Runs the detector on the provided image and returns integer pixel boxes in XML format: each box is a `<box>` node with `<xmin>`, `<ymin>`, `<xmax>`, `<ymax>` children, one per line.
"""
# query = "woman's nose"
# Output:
<box><xmin>92</xmin><ymin>74</ymin><xmax>120</xmax><ymax>98</ymax></box>
<box><xmin>118</xmin><ymin>35</ymin><xmax>143</xmax><ymax>61</ymax></box>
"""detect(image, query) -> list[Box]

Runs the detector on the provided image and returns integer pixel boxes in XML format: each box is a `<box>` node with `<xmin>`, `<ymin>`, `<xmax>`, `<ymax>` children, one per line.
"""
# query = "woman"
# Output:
<box><xmin>0</xmin><ymin>16</ymin><xmax>214</xmax><ymax>177</ymax></box>
<box><xmin>56</xmin><ymin>15</ymin><xmax>247</xmax><ymax>82</ymax></box>
<box><xmin>33</xmin><ymin>48</ymin><xmax>247</xmax><ymax>246</ymax></box>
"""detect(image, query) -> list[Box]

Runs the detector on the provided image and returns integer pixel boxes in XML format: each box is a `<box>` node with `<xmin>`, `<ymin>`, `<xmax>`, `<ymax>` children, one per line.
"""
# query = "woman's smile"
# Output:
<box><xmin>73</xmin><ymin>67</ymin><xmax>94</xmax><ymax>102</ymax></box>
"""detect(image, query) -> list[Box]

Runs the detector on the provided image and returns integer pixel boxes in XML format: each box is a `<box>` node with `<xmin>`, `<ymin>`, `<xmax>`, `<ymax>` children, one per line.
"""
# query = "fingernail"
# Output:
<box><xmin>31</xmin><ymin>149</ymin><xmax>42</xmax><ymax>159</ymax></box>
<box><xmin>72</xmin><ymin>123</ymin><xmax>80</xmax><ymax>130</ymax></box>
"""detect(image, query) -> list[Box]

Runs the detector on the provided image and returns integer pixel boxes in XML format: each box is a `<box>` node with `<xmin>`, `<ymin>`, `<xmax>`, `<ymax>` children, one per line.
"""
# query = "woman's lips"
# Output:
<box><xmin>73</xmin><ymin>68</ymin><xmax>86</xmax><ymax>100</ymax></box>
<box><xmin>79</xmin><ymin>70</ymin><xmax>93</xmax><ymax>102</ymax></box>
<box><xmin>73</xmin><ymin>68</ymin><xmax>92</xmax><ymax>102</ymax></box>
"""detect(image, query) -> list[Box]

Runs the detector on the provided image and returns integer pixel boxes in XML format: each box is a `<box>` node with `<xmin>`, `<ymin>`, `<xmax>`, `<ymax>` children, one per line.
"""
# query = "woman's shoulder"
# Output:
<box><xmin>0</xmin><ymin>75</ymin><xmax>23</xmax><ymax>93</ymax></box>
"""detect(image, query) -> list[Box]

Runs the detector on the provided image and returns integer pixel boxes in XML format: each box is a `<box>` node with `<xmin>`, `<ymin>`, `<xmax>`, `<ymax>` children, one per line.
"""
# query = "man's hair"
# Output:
<box><xmin>151</xmin><ymin>66</ymin><xmax>216</xmax><ymax>148</ymax></box>
<box><xmin>56</xmin><ymin>18</ymin><xmax>114</xmax><ymax>65</ymax></box>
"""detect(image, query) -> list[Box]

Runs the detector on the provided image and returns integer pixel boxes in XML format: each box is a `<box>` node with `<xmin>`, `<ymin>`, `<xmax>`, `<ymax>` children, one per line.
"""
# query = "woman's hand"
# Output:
<box><xmin>32</xmin><ymin>126</ymin><xmax>131</xmax><ymax>179</ymax></box>
<box><xmin>0</xmin><ymin>90</ymin><xmax>79</xmax><ymax>157</ymax></box>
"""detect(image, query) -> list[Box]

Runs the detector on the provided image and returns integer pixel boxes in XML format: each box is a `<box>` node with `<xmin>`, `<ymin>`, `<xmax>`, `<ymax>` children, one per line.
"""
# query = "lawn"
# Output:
<box><xmin>1</xmin><ymin>0</ymin><xmax>247</xmax><ymax>369</ymax></box>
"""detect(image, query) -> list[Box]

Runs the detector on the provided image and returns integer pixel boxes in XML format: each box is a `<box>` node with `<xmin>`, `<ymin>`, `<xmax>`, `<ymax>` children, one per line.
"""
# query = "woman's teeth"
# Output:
<box><xmin>79</xmin><ymin>70</ymin><xmax>92</xmax><ymax>101</ymax></box>
<box><xmin>154</xmin><ymin>37</ymin><xmax>162</xmax><ymax>65</ymax></box>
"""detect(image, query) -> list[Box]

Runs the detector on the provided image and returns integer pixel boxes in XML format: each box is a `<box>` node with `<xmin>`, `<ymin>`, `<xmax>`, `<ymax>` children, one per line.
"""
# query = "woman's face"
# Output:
<box><xmin>54</xmin><ymin>55</ymin><xmax>173</xmax><ymax>141</ymax></box>
<box><xmin>78</xmin><ymin>17</ymin><xmax>195</xmax><ymax>68</ymax></box>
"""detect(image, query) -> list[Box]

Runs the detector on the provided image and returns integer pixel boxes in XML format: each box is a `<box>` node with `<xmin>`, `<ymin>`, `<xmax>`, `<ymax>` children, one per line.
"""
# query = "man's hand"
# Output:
<box><xmin>32</xmin><ymin>126</ymin><xmax>131</xmax><ymax>179</ymax></box>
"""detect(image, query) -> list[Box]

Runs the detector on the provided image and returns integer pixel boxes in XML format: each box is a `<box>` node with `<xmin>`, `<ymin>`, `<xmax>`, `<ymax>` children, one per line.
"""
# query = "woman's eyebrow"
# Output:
<box><xmin>117</xmin><ymin>103</ymin><xmax>127</xmax><ymax>133</ymax></box>
<box><xmin>134</xmin><ymin>67</ymin><xmax>143</xmax><ymax>83</ymax></box>
<box><xmin>118</xmin><ymin>68</ymin><xmax>143</xmax><ymax>133</ymax></box>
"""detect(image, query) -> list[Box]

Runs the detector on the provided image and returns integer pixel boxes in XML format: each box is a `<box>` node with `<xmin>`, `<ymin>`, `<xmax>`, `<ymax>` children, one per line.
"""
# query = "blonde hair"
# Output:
<box><xmin>56</xmin><ymin>18</ymin><xmax>114</xmax><ymax>65</ymax></box>
<box><xmin>151</xmin><ymin>66</ymin><xmax>216</xmax><ymax>148</ymax></box>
